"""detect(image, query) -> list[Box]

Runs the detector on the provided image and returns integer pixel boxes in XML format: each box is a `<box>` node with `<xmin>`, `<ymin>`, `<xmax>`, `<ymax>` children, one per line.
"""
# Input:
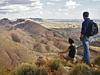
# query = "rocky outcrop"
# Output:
<box><xmin>0</xmin><ymin>18</ymin><xmax>12</xmax><ymax>26</ymax></box>
<box><xmin>15</xmin><ymin>19</ymin><xmax>48</xmax><ymax>36</ymax></box>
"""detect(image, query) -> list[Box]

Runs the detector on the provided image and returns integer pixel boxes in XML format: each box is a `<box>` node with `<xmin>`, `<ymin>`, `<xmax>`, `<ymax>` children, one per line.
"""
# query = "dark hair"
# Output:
<box><xmin>68</xmin><ymin>38</ymin><xmax>74</xmax><ymax>44</ymax></box>
<box><xmin>83</xmin><ymin>12</ymin><xmax>89</xmax><ymax>17</ymax></box>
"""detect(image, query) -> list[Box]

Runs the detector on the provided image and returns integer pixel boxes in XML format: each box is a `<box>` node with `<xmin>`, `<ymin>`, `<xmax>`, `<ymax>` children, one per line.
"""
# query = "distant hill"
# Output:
<box><xmin>0</xmin><ymin>18</ymin><xmax>69</xmax><ymax>70</ymax></box>
<box><xmin>46</xmin><ymin>19</ymin><xmax>100</xmax><ymax>24</ymax></box>
<box><xmin>46</xmin><ymin>19</ymin><xmax>82</xmax><ymax>23</ymax></box>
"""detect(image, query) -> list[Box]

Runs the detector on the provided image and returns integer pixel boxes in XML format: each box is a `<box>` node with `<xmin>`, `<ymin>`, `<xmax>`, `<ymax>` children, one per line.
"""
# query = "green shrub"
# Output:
<box><xmin>13</xmin><ymin>63</ymin><xmax>48</xmax><ymax>75</ymax></box>
<box><xmin>36</xmin><ymin>68</ymin><xmax>48</xmax><ymax>75</ymax></box>
<box><xmin>0</xmin><ymin>68</ymin><xmax>11</xmax><ymax>75</ymax></box>
<box><xmin>92</xmin><ymin>69</ymin><xmax>100</xmax><ymax>75</ymax></box>
<box><xmin>49</xmin><ymin>59</ymin><xmax>61</xmax><ymax>71</ymax></box>
<box><xmin>13</xmin><ymin>63</ymin><xmax>37</xmax><ymax>75</ymax></box>
<box><xmin>70</xmin><ymin>63</ymin><xmax>92</xmax><ymax>75</ymax></box>
<box><xmin>93</xmin><ymin>56</ymin><xmax>100</xmax><ymax>66</ymax></box>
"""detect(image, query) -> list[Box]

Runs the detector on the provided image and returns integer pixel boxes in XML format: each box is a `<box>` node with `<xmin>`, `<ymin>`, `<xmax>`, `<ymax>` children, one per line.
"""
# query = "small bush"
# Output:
<box><xmin>92</xmin><ymin>69</ymin><xmax>100</xmax><ymax>75</ymax></box>
<box><xmin>11</xmin><ymin>33</ymin><xmax>20</xmax><ymax>42</ymax></box>
<box><xmin>13</xmin><ymin>63</ymin><xmax>37</xmax><ymax>75</ymax></box>
<box><xmin>36</xmin><ymin>68</ymin><xmax>48</xmax><ymax>75</ymax></box>
<box><xmin>93</xmin><ymin>56</ymin><xmax>100</xmax><ymax>66</ymax></box>
<box><xmin>35</xmin><ymin>56</ymin><xmax>46</xmax><ymax>67</ymax></box>
<box><xmin>0</xmin><ymin>68</ymin><xmax>11</xmax><ymax>75</ymax></box>
<box><xmin>70</xmin><ymin>63</ymin><xmax>92</xmax><ymax>75</ymax></box>
<box><xmin>49</xmin><ymin>59</ymin><xmax>61</xmax><ymax>71</ymax></box>
<box><xmin>13</xmin><ymin>63</ymin><xmax>48</xmax><ymax>75</ymax></box>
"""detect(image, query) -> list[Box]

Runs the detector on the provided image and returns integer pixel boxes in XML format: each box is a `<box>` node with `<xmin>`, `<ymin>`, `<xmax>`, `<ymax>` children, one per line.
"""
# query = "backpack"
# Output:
<box><xmin>86</xmin><ymin>20</ymin><xmax>98</xmax><ymax>36</ymax></box>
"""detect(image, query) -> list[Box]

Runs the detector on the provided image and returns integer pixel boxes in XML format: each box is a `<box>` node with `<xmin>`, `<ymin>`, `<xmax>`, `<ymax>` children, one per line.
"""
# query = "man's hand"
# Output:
<box><xmin>80</xmin><ymin>34</ymin><xmax>84</xmax><ymax>41</ymax></box>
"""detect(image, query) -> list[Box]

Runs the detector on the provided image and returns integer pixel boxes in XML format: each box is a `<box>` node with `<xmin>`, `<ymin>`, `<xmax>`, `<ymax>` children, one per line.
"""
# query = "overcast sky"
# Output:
<box><xmin>0</xmin><ymin>0</ymin><xmax>100</xmax><ymax>19</ymax></box>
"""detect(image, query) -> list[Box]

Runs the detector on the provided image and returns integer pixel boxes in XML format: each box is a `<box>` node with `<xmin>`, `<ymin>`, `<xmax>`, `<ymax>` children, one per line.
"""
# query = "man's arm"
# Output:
<box><xmin>81</xmin><ymin>22</ymin><xmax>86</xmax><ymax>35</ymax></box>
<box><xmin>58</xmin><ymin>48</ymin><xmax>70</xmax><ymax>54</ymax></box>
<box><xmin>80</xmin><ymin>22</ymin><xmax>86</xmax><ymax>40</ymax></box>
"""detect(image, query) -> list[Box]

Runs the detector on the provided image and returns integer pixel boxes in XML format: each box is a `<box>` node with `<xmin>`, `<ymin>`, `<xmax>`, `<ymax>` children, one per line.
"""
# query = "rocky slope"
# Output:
<box><xmin>0</xmin><ymin>19</ymin><xmax>69</xmax><ymax>70</ymax></box>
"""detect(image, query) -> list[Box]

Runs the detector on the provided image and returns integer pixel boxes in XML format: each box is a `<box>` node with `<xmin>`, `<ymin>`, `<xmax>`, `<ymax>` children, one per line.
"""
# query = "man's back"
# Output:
<box><xmin>81</xmin><ymin>18</ymin><xmax>90</xmax><ymax>36</ymax></box>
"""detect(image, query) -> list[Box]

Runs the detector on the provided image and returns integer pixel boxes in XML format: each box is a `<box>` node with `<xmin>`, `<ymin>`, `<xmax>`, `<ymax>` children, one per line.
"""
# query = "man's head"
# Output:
<box><xmin>83</xmin><ymin>12</ymin><xmax>89</xmax><ymax>19</ymax></box>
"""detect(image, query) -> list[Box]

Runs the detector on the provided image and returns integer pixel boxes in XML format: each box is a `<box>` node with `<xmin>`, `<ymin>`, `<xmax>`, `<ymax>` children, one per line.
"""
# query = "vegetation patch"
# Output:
<box><xmin>69</xmin><ymin>63</ymin><xmax>92</xmax><ymax>75</ymax></box>
<box><xmin>11</xmin><ymin>33</ymin><xmax>21</xmax><ymax>43</ymax></box>
<box><xmin>93</xmin><ymin>55</ymin><xmax>100</xmax><ymax>66</ymax></box>
<box><xmin>49</xmin><ymin>59</ymin><xmax>61</xmax><ymax>71</ymax></box>
<box><xmin>13</xmin><ymin>63</ymin><xmax>37</xmax><ymax>75</ymax></box>
<box><xmin>92</xmin><ymin>69</ymin><xmax>100</xmax><ymax>75</ymax></box>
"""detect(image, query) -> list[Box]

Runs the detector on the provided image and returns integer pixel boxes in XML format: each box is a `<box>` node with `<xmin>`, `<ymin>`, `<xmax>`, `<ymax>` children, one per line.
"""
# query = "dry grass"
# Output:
<box><xmin>12</xmin><ymin>63</ymin><xmax>48</xmax><ymax>75</ymax></box>
<box><xmin>93</xmin><ymin>55</ymin><xmax>100</xmax><ymax>66</ymax></box>
<box><xmin>48</xmin><ymin>59</ymin><xmax>61</xmax><ymax>71</ymax></box>
<box><xmin>92</xmin><ymin>69</ymin><xmax>100</xmax><ymax>75</ymax></box>
<box><xmin>69</xmin><ymin>63</ymin><xmax>92</xmax><ymax>75</ymax></box>
<box><xmin>0</xmin><ymin>31</ymin><xmax>35</xmax><ymax>73</ymax></box>
<box><xmin>36</xmin><ymin>68</ymin><xmax>48</xmax><ymax>75</ymax></box>
<box><xmin>90</xmin><ymin>46</ymin><xmax>100</xmax><ymax>51</ymax></box>
<box><xmin>12</xmin><ymin>63</ymin><xmax>37</xmax><ymax>75</ymax></box>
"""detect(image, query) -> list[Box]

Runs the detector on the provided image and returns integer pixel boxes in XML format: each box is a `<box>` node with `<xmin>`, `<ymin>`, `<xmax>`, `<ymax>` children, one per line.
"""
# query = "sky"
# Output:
<box><xmin>0</xmin><ymin>0</ymin><xmax>100</xmax><ymax>19</ymax></box>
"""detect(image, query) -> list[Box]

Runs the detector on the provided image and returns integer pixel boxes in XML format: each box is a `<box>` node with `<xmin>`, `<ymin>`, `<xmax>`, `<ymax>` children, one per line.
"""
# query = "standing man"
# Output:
<box><xmin>80</xmin><ymin>12</ymin><xmax>91</xmax><ymax>65</ymax></box>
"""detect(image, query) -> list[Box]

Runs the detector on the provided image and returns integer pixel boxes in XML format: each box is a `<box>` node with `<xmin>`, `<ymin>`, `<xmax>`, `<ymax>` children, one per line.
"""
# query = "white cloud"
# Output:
<box><xmin>49</xmin><ymin>0</ymin><xmax>61</xmax><ymax>2</ymax></box>
<box><xmin>33</xmin><ymin>6</ymin><xmax>43</xmax><ymax>9</ymax></box>
<box><xmin>0</xmin><ymin>0</ymin><xmax>43</xmax><ymax>14</ymax></box>
<box><xmin>46</xmin><ymin>2</ymin><xmax>55</xmax><ymax>5</ymax></box>
<box><xmin>31</xmin><ymin>1</ymin><xmax>43</xmax><ymax>6</ymax></box>
<box><xmin>30</xmin><ymin>0</ymin><xmax>43</xmax><ymax>9</ymax></box>
<box><xmin>66</xmin><ymin>0</ymin><xmax>80</xmax><ymax>9</ymax></box>
<box><xmin>0</xmin><ymin>0</ymin><xmax>6</xmax><ymax>4</ymax></box>
<box><xmin>58</xmin><ymin>8</ymin><xmax>68</xmax><ymax>12</ymax></box>
<box><xmin>30</xmin><ymin>0</ymin><xmax>42</xmax><ymax>5</ymax></box>
<box><xmin>30</xmin><ymin>0</ymin><xmax>38</xmax><ymax>1</ymax></box>
<box><xmin>0</xmin><ymin>4</ymin><xmax>31</xmax><ymax>13</ymax></box>
<box><xmin>92</xmin><ymin>0</ymin><xmax>100</xmax><ymax>1</ymax></box>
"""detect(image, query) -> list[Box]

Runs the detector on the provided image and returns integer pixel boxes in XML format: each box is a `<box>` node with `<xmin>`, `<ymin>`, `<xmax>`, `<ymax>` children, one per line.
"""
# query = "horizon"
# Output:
<box><xmin>0</xmin><ymin>0</ymin><xmax>100</xmax><ymax>19</ymax></box>
<box><xmin>0</xmin><ymin>18</ymin><xmax>100</xmax><ymax>21</ymax></box>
